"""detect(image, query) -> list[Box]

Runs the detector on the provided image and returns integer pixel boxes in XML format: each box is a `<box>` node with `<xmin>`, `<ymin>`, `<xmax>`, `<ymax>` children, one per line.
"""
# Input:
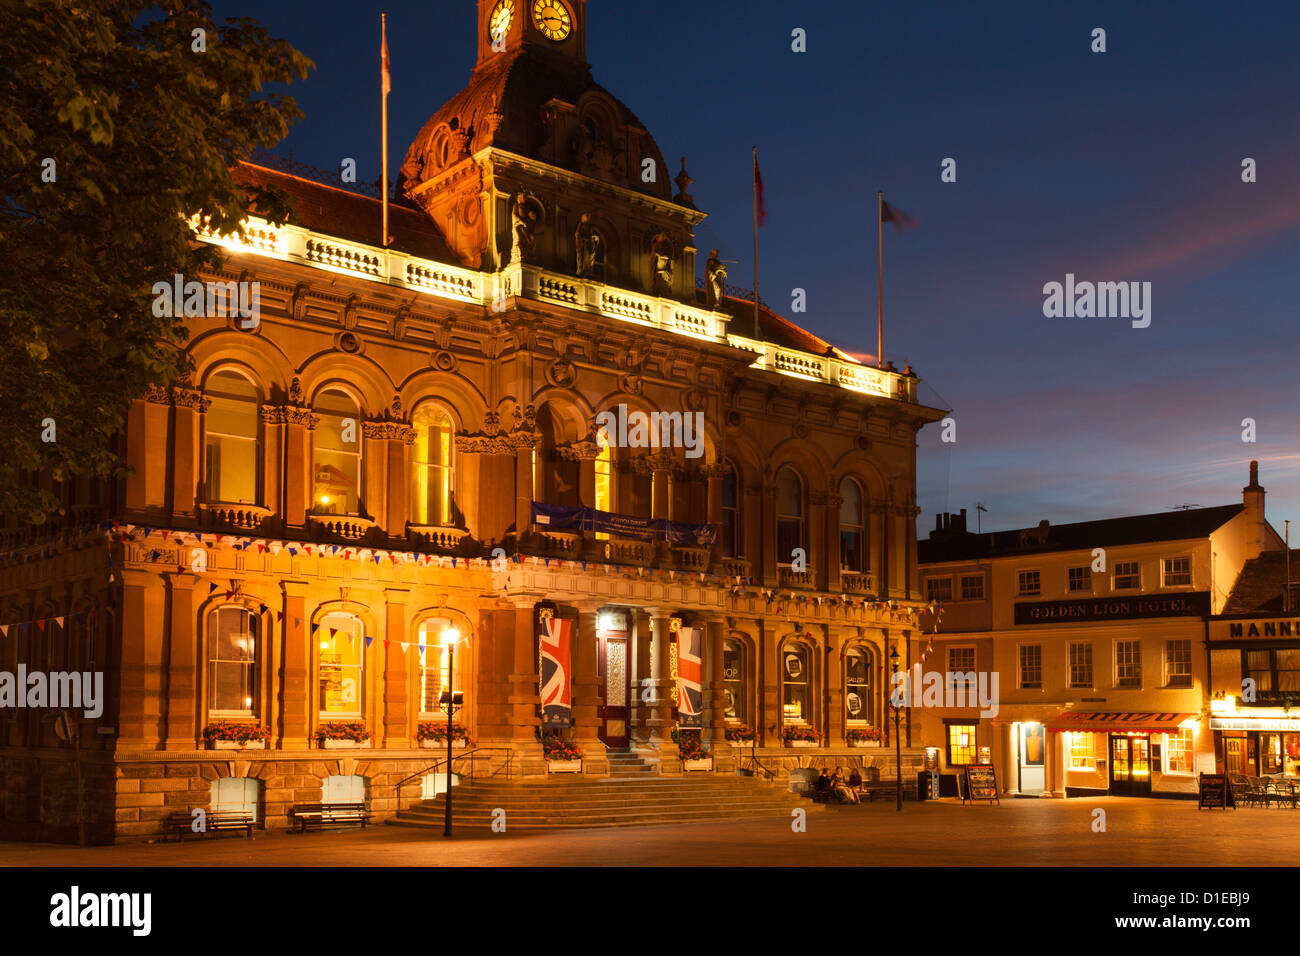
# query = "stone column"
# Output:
<box><xmin>642</xmin><ymin>609</ymin><xmax>681</xmax><ymax>773</ymax></box>
<box><xmin>514</xmin><ymin>436</ymin><xmax>537</xmax><ymax>539</ymax></box>
<box><xmin>281</xmin><ymin>406</ymin><xmax>317</xmax><ymax>529</ymax></box>
<box><xmin>809</xmin><ymin>491</ymin><xmax>828</xmax><ymax>590</ymax></box>
<box><xmin>826</xmin><ymin>627</ymin><xmax>845</xmax><ymax>746</ymax></box>
<box><xmin>704</xmin><ymin>463</ymin><xmax>725</xmax><ymax>570</ymax></box>
<box><xmin>509</xmin><ymin>601</ymin><xmax>545</xmax><ymax>774</ymax></box>
<box><xmin>826</xmin><ymin>489</ymin><xmax>843</xmax><ymax>592</ymax></box>
<box><xmin>760</xmin><ymin>481</ymin><xmax>778</xmax><ymax>586</ymax></box>
<box><xmin>572</xmin><ymin>607</ymin><xmax>609</xmax><ymax>776</ymax></box>
<box><xmin>125</xmin><ymin>390</ymin><xmax>169</xmax><ymax>514</ymax></box>
<box><xmin>382</xmin><ymin>588</ymin><xmax>409</xmax><ymax>748</ymax></box>
<box><xmin>279</xmin><ymin>581</ymin><xmax>310</xmax><ymax>748</ymax></box>
<box><xmin>704</xmin><ymin>617</ymin><xmax>735</xmax><ymax>772</ymax></box>
<box><xmin>118</xmin><ymin>567</ymin><xmax>165</xmax><ymax>748</ymax></box>
<box><xmin>374</xmin><ymin>424</ymin><xmax>415</xmax><ymax>538</ymax></box>
<box><xmin>163</xmin><ymin>572</ymin><xmax>199</xmax><ymax>749</ymax></box>
<box><xmin>170</xmin><ymin>388</ymin><xmax>206</xmax><ymax>521</ymax></box>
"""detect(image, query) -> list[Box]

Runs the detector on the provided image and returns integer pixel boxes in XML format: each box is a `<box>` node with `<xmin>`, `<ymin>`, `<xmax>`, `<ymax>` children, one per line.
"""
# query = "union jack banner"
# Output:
<box><xmin>676</xmin><ymin>627</ymin><xmax>703</xmax><ymax>728</ymax></box>
<box><xmin>540</xmin><ymin>616</ymin><xmax>573</xmax><ymax>727</ymax></box>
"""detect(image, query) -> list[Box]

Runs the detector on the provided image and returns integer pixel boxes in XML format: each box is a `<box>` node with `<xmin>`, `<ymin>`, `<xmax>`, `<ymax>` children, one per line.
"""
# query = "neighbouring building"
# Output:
<box><xmin>0</xmin><ymin>0</ymin><xmax>944</xmax><ymax>843</ymax></box>
<box><xmin>1209</xmin><ymin>543</ymin><xmax>1300</xmax><ymax>777</ymax></box>
<box><xmin>915</xmin><ymin>462</ymin><xmax>1282</xmax><ymax>798</ymax></box>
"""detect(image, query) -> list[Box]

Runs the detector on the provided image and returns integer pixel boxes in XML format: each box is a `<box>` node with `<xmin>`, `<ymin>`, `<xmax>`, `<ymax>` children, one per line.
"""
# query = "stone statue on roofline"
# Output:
<box><xmin>706</xmin><ymin>249</ymin><xmax>727</xmax><ymax>310</ymax></box>
<box><xmin>510</xmin><ymin>192</ymin><xmax>541</xmax><ymax>264</ymax></box>
<box><xmin>651</xmin><ymin>234</ymin><xmax>674</xmax><ymax>294</ymax></box>
<box><xmin>575</xmin><ymin>213</ymin><xmax>602</xmax><ymax>278</ymax></box>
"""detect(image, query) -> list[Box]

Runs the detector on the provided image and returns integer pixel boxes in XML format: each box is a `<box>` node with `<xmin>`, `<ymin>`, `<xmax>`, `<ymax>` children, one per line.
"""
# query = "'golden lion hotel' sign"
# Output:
<box><xmin>1014</xmin><ymin>592</ymin><xmax>1210</xmax><ymax>626</ymax></box>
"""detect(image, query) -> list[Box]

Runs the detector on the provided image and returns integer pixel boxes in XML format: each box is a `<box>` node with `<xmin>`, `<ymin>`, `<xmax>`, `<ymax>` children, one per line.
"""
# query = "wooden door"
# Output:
<box><xmin>597</xmin><ymin>626</ymin><xmax>630</xmax><ymax>748</ymax></box>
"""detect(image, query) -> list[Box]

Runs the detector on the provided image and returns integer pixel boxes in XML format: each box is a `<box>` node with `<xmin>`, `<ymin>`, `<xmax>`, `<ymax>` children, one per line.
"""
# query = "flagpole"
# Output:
<box><xmin>381</xmin><ymin>12</ymin><xmax>390</xmax><ymax>249</ymax></box>
<box><xmin>752</xmin><ymin>147</ymin><xmax>760</xmax><ymax>341</ymax></box>
<box><xmin>877</xmin><ymin>190</ymin><xmax>884</xmax><ymax>369</ymax></box>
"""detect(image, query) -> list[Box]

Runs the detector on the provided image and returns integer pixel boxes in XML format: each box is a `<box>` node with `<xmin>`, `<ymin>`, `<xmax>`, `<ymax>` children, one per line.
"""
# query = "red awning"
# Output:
<box><xmin>1046</xmin><ymin>712</ymin><xmax>1194</xmax><ymax>733</ymax></box>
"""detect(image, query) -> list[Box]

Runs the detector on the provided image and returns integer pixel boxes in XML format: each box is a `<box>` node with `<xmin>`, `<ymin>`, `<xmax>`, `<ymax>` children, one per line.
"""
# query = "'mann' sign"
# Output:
<box><xmin>1220</xmin><ymin>619</ymin><xmax>1300</xmax><ymax>639</ymax></box>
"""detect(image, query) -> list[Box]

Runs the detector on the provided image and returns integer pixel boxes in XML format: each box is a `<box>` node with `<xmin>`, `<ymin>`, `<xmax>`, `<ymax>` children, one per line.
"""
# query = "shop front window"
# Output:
<box><xmin>318</xmin><ymin>613</ymin><xmax>363</xmax><ymax>716</ymax></box>
<box><xmin>947</xmin><ymin>723</ymin><xmax>977</xmax><ymax>766</ymax></box>
<box><xmin>845</xmin><ymin>645</ymin><xmax>872</xmax><ymax>725</ymax></box>
<box><xmin>1164</xmin><ymin>727</ymin><xmax>1193</xmax><ymax>774</ymax></box>
<box><xmin>723</xmin><ymin>639</ymin><xmax>744</xmax><ymax>720</ymax></box>
<box><xmin>782</xmin><ymin>643</ymin><xmax>810</xmax><ymax>721</ymax></box>
<box><xmin>1069</xmin><ymin>731</ymin><xmax>1096</xmax><ymax>769</ymax></box>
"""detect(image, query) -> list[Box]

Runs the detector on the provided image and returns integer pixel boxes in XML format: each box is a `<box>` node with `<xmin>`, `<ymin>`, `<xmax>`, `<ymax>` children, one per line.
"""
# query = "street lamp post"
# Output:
<box><xmin>440</xmin><ymin>627</ymin><xmax>465</xmax><ymax>837</ymax></box>
<box><xmin>890</xmin><ymin>647</ymin><xmax>902</xmax><ymax>811</ymax></box>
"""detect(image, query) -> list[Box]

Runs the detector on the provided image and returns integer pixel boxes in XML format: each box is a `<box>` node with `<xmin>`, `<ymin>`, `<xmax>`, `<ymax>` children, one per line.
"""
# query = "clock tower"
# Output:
<box><xmin>477</xmin><ymin>0</ymin><xmax>588</xmax><ymax>69</ymax></box>
<box><xmin>399</xmin><ymin>0</ymin><xmax>702</xmax><ymax>295</ymax></box>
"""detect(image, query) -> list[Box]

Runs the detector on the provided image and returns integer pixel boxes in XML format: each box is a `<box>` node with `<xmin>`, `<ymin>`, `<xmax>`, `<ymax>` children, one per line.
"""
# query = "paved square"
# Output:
<box><xmin>0</xmin><ymin>797</ymin><xmax>1289</xmax><ymax>867</ymax></box>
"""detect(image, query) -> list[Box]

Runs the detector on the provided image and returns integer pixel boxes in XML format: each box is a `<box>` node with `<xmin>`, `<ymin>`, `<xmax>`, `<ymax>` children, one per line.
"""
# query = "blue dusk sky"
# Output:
<box><xmin>212</xmin><ymin>0</ymin><xmax>1300</xmax><ymax>539</ymax></box>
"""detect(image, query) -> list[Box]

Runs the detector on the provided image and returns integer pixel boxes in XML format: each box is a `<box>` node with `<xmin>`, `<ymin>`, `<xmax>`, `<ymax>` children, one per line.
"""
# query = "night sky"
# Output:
<box><xmin>211</xmin><ymin>0</ymin><xmax>1300</xmax><ymax>538</ymax></box>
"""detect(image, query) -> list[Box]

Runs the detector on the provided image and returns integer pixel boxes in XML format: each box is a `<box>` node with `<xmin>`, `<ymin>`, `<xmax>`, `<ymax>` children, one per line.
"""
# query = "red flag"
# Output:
<box><xmin>880</xmin><ymin>199</ymin><xmax>916</xmax><ymax>233</ymax></box>
<box><xmin>381</xmin><ymin>16</ymin><xmax>391</xmax><ymax>98</ymax></box>
<box><xmin>753</xmin><ymin>151</ymin><xmax>766</xmax><ymax>226</ymax></box>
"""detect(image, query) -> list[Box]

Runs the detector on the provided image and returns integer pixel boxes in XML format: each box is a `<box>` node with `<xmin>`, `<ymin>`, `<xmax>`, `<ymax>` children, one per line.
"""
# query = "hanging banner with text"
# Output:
<box><xmin>530</xmin><ymin>502</ymin><xmax>717</xmax><ymax>547</ymax></box>
<box><xmin>540</xmin><ymin>616</ymin><xmax>573</xmax><ymax>728</ymax></box>
<box><xmin>676</xmin><ymin>626</ymin><xmax>703</xmax><ymax>728</ymax></box>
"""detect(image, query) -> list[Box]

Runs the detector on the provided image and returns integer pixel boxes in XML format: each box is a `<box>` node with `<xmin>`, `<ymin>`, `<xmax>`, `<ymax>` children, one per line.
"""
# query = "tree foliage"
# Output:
<box><xmin>0</xmin><ymin>0</ymin><xmax>312</xmax><ymax>522</ymax></box>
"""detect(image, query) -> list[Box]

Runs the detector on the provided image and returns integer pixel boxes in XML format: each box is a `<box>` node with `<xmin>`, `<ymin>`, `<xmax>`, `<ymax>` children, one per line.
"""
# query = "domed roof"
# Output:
<box><xmin>398</xmin><ymin>46</ymin><xmax>669</xmax><ymax>203</ymax></box>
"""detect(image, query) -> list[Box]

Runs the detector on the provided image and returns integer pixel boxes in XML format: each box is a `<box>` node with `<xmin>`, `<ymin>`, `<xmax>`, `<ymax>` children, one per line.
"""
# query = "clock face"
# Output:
<box><xmin>531</xmin><ymin>0</ymin><xmax>572</xmax><ymax>41</ymax></box>
<box><xmin>489</xmin><ymin>0</ymin><xmax>514</xmax><ymax>41</ymax></box>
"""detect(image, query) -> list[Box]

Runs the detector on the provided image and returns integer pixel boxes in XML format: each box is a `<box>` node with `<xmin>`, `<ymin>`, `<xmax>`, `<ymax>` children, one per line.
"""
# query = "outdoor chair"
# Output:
<box><xmin>1229</xmin><ymin>778</ymin><xmax>1254</xmax><ymax>808</ymax></box>
<box><xmin>1269</xmin><ymin>778</ymin><xmax>1297</xmax><ymax>808</ymax></box>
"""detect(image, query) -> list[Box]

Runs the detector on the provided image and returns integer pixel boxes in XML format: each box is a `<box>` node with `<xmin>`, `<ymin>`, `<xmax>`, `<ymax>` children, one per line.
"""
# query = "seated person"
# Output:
<box><xmin>847</xmin><ymin>767</ymin><xmax>863</xmax><ymax>798</ymax></box>
<box><xmin>812</xmin><ymin>769</ymin><xmax>832</xmax><ymax>801</ymax></box>
<box><xmin>831</xmin><ymin>766</ymin><xmax>859</xmax><ymax>804</ymax></box>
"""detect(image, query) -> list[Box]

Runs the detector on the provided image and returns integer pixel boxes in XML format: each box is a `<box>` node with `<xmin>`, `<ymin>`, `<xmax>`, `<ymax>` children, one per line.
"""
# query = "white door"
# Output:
<box><xmin>1018</xmin><ymin>722</ymin><xmax>1046</xmax><ymax>794</ymax></box>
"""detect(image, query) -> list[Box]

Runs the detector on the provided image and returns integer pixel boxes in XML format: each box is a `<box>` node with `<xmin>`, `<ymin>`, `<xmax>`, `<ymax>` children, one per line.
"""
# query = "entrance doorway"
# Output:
<box><xmin>596</xmin><ymin>609</ymin><xmax>631</xmax><ymax>748</ymax></box>
<box><xmin>1109</xmin><ymin>734</ymin><xmax>1152</xmax><ymax>796</ymax></box>
<box><xmin>1017</xmin><ymin>722</ymin><xmax>1046</xmax><ymax>794</ymax></box>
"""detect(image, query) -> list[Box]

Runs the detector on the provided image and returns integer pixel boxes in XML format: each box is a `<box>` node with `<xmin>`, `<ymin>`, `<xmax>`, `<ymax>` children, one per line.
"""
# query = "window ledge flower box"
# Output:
<box><xmin>548</xmin><ymin>759</ymin><xmax>583</xmax><ymax>773</ymax></box>
<box><xmin>683</xmin><ymin>757</ymin><xmax>714</xmax><ymax>772</ymax></box>
<box><xmin>421</xmin><ymin>738</ymin><xmax>469</xmax><ymax>749</ymax></box>
<box><xmin>787</xmin><ymin>740</ymin><xmax>818</xmax><ymax>749</ymax></box>
<box><xmin>322</xmin><ymin>738</ymin><xmax>371</xmax><ymax>749</ymax></box>
<box><xmin>211</xmin><ymin>739</ymin><xmax>266</xmax><ymax>750</ymax></box>
<box><xmin>848</xmin><ymin>740</ymin><xmax>883</xmax><ymax>748</ymax></box>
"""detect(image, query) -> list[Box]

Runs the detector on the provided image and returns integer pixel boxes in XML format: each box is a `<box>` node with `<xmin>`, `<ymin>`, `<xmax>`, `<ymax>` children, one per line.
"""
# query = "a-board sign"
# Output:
<box><xmin>962</xmin><ymin>764</ymin><xmax>1000</xmax><ymax>805</ymax></box>
<box><xmin>1198</xmin><ymin>773</ymin><xmax>1230</xmax><ymax>810</ymax></box>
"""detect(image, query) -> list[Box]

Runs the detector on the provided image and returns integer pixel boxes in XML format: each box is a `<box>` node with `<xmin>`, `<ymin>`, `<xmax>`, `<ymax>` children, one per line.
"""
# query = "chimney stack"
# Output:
<box><xmin>1243</xmin><ymin>460</ymin><xmax>1266</xmax><ymax>560</ymax></box>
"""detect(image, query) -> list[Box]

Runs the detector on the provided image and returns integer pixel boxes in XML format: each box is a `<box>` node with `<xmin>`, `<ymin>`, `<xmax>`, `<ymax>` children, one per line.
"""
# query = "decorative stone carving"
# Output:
<box><xmin>556</xmin><ymin>439</ymin><xmax>601</xmax><ymax>462</ymax></box>
<box><xmin>361</xmin><ymin>420</ymin><xmax>416</xmax><ymax>443</ymax></box>
<box><xmin>545</xmin><ymin>358</ymin><xmax>576</xmax><ymax>388</ymax></box>
<box><xmin>388</xmin><ymin>394</ymin><xmax>404</xmax><ymax>420</ymax></box>
<box><xmin>698</xmin><ymin>462</ymin><xmax>729</xmax><ymax>479</ymax></box>
<box><xmin>143</xmin><ymin>384</ymin><xmax>171</xmax><ymax>405</ymax></box>
<box><xmin>684</xmin><ymin>388</ymin><xmax>706</xmax><ymax>412</ymax></box>
<box><xmin>673</xmin><ymin>157</ymin><xmax>694</xmax><ymax>207</ymax></box>
<box><xmin>650</xmin><ymin>234</ymin><xmax>674</xmax><ymax>292</ymax></box>
<box><xmin>620</xmin><ymin>373</ymin><xmax>643</xmax><ymax>395</ymax></box>
<box><xmin>482</xmin><ymin>410</ymin><xmax>501</xmax><ymax>436</ymax></box>
<box><xmin>705</xmin><ymin>249</ymin><xmax>727</xmax><ymax>310</ymax></box>
<box><xmin>261</xmin><ymin>405</ymin><xmax>319</xmax><ymax>429</ymax></box>
<box><xmin>288</xmin><ymin>377</ymin><xmax>304</xmax><ymax>404</ymax></box>
<box><xmin>172</xmin><ymin>387</ymin><xmax>210</xmax><ymax>412</ymax></box>
<box><xmin>793</xmin><ymin>423</ymin><xmax>809</xmax><ymax>439</ymax></box>
<box><xmin>455</xmin><ymin>434</ymin><xmax>515</xmax><ymax>454</ymax></box>
<box><xmin>432</xmin><ymin>350</ymin><xmax>457</xmax><ymax>372</ymax></box>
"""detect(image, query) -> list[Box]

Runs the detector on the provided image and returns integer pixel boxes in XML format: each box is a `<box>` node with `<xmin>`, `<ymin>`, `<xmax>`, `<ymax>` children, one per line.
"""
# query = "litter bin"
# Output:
<box><xmin>917</xmin><ymin>771</ymin><xmax>934</xmax><ymax>802</ymax></box>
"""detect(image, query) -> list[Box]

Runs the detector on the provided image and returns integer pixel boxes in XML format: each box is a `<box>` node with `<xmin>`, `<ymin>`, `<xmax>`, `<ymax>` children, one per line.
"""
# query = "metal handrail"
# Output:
<box><xmin>733</xmin><ymin>741</ymin><xmax>774</xmax><ymax>780</ymax></box>
<box><xmin>394</xmin><ymin>747</ymin><xmax>515</xmax><ymax>813</ymax></box>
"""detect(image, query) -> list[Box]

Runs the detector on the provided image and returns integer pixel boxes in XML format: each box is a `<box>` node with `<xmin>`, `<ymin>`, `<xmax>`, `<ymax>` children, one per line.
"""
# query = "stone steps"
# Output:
<box><xmin>389</xmin><ymin>775</ymin><xmax>821</xmax><ymax>830</ymax></box>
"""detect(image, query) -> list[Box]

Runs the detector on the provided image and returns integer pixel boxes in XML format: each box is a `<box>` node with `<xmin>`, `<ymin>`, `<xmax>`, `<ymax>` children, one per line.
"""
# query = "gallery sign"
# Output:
<box><xmin>1013</xmin><ymin>592</ymin><xmax>1209</xmax><ymax>626</ymax></box>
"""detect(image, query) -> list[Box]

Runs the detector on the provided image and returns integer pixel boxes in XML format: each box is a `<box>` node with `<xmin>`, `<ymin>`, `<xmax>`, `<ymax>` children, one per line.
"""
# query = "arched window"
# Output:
<box><xmin>318</xmin><ymin>612</ymin><xmax>363</xmax><ymax>716</ymax></box>
<box><xmin>721</xmin><ymin>462</ymin><xmax>740</xmax><ymax>558</ymax></box>
<box><xmin>775</xmin><ymin>467</ymin><xmax>804</xmax><ymax>565</ymax></box>
<box><xmin>781</xmin><ymin>641</ymin><xmax>811</xmax><ymax>723</ymax></box>
<box><xmin>536</xmin><ymin>405</ymin><xmax>579</xmax><ymax>508</ymax></box>
<box><xmin>322</xmin><ymin>774</ymin><xmax>367</xmax><ymax>805</ymax></box>
<box><xmin>594</xmin><ymin>428</ymin><xmax>613</xmax><ymax>539</ymax></box>
<box><xmin>845</xmin><ymin>645</ymin><xmax>874</xmax><ymax>727</ymax></box>
<box><xmin>212</xmin><ymin>777</ymin><xmax>260</xmax><ymax>821</ymax></box>
<box><xmin>411</xmin><ymin>404</ymin><xmax>454</xmax><ymax>526</ymax></box>
<box><xmin>205</xmin><ymin>369</ymin><xmax>260</xmax><ymax>505</ymax></box>
<box><xmin>416</xmin><ymin>618</ymin><xmax>456</xmax><ymax>716</ymax></box>
<box><xmin>208</xmin><ymin>606</ymin><xmax>258</xmax><ymax>715</ymax></box>
<box><xmin>313</xmin><ymin>388</ymin><xmax>361</xmax><ymax>515</ymax></box>
<box><xmin>839</xmin><ymin>477</ymin><xmax>865</xmax><ymax>573</ymax></box>
<box><xmin>723</xmin><ymin>638</ymin><xmax>745</xmax><ymax>721</ymax></box>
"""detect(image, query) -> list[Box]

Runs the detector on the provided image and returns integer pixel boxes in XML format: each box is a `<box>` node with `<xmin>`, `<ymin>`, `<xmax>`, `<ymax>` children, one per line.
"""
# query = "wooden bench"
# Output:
<box><xmin>164</xmin><ymin>809</ymin><xmax>255</xmax><ymax>840</ymax></box>
<box><xmin>288</xmin><ymin>802</ymin><xmax>372</xmax><ymax>832</ymax></box>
